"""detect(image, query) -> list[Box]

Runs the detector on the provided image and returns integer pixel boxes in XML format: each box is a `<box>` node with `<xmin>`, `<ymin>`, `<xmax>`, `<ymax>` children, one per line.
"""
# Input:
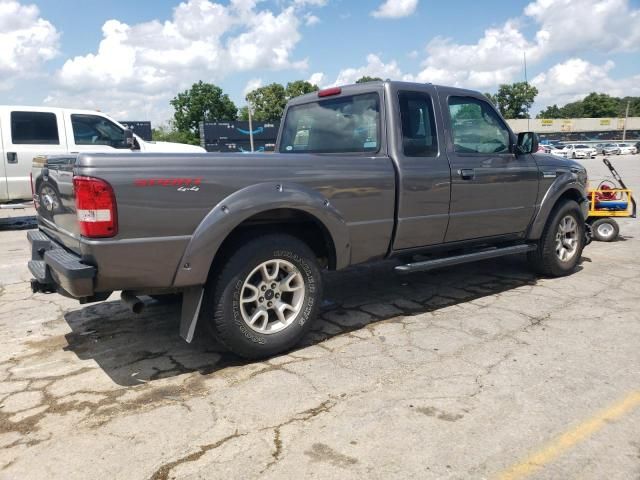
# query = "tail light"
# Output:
<box><xmin>318</xmin><ymin>87</ymin><xmax>341</xmax><ymax>97</ymax></box>
<box><xmin>73</xmin><ymin>176</ymin><xmax>118</xmax><ymax>238</ymax></box>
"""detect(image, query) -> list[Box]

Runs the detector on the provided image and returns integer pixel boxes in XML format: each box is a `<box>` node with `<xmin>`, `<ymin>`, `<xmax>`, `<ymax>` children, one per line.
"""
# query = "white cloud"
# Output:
<box><xmin>327</xmin><ymin>54</ymin><xmax>403</xmax><ymax>85</ymax></box>
<box><xmin>304</xmin><ymin>13</ymin><xmax>320</xmax><ymax>26</ymax></box>
<box><xmin>531</xmin><ymin>58</ymin><xmax>640</xmax><ymax>109</ymax></box>
<box><xmin>307</xmin><ymin>72</ymin><xmax>326</xmax><ymax>87</ymax></box>
<box><xmin>45</xmin><ymin>0</ymin><xmax>314</xmax><ymax>121</ymax></box>
<box><xmin>243</xmin><ymin>78</ymin><xmax>262</xmax><ymax>97</ymax></box>
<box><xmin>404</xmin><ymin>0</ymin><xmax>640</xmax><ymax>93</ymax></box>
<box><xmin>371</xmin><ymin>0</ymin><xmax>419</xmax><ymax>19</ymax></box>
<box><xmin>525</xmin><ymin>0</ymin><xmax>640</xmax><ymax>54</ymax></box>
<box><xmin>407</xmin><ymin>20</ymin><xmax>541</xmax><ymax>89</ymax></box>
<box><xmin>0</xmin><ymin>0</ymin><xmax>59</xmax><ymax>89</ymax></box>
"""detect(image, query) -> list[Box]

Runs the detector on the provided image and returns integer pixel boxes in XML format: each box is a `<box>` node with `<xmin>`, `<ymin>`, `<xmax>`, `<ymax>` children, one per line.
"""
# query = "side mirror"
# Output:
<box><xmin>515</xmin><ymin>131</ymin><xmax>539</xmax><ymax>155</ymax></box>
<box><xmin>124</xmin><ymin>129</ymin><xmax>136</xmax><ymax>149</ymax></box>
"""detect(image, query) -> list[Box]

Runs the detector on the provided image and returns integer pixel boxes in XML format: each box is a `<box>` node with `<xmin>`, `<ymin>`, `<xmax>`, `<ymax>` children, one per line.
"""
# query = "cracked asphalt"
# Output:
<box><xmin>1</xmin><ymin>156</ymin><xmax>639</xmax><ymax>480</ymax></box>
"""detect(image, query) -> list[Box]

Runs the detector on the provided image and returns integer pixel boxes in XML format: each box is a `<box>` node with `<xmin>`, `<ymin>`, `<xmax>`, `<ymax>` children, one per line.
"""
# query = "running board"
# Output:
<box><xmin>395</xmin><ymin>244</ymin><xmax>537</xmax><ymax>273</ymax></box>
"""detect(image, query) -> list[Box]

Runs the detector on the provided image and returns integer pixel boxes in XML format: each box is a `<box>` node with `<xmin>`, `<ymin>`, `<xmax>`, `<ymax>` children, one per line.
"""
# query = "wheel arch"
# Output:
<box><xmin>172</xmin><ymin>182</ymin><xmax>351</xmax><ymax>288</ymax></box>
<box><xmin>528</xmin><ymin>181</ymin><xmax>587</xmax><ymax>240</ymax></box>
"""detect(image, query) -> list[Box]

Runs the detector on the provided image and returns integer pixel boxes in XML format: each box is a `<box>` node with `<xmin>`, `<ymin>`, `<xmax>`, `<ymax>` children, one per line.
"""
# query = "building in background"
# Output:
<box><xmin>199</xmin><ymin>121</ymin><xmax>279</xmax><ymax>152</ymax></box>
<box><xmin>119</xmin><ymin>121</ymin><xmax>152</xmax><ymax>141</ymax></box>
<box><xmin>507</xmin><ymin>117</ymin><xmax>640</xmax><ymax>143</ymax></box>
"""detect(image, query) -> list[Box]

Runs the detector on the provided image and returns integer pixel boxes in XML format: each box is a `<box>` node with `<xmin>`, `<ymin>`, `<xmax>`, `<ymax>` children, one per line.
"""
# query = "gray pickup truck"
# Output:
<box><xmin>28</xmin><ymin>81</ymin><xmax>589</xmax><ymax>358</ymax></box>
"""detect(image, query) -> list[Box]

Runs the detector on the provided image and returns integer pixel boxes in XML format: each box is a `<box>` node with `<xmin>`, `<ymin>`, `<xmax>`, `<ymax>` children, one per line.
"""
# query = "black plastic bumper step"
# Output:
<box><xmin>28</xmin><ymin>260</ymin><xmax>50</xmax><ymax>283</ymax></box>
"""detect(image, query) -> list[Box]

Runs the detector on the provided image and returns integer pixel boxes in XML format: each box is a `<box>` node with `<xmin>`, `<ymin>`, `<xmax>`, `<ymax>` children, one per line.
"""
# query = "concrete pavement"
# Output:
<box><xmin>1</xmin><ymin>155</ymin><xmax>639</xmax><ymax>480</ymax></box>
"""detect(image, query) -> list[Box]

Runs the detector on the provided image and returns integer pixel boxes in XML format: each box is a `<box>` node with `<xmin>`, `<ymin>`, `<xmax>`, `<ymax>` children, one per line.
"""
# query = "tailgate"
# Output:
<box><xmin>32</xmin><ymin>154</ymin><xmax>82</xmax><ymax>252</ymax></box>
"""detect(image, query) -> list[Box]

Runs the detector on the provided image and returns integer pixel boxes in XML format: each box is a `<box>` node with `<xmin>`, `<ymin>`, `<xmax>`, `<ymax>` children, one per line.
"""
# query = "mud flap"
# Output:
<box><xmin>179</xmin><ymin>286</ymin><xmax>204</xmax><ymax>343</ymax></box>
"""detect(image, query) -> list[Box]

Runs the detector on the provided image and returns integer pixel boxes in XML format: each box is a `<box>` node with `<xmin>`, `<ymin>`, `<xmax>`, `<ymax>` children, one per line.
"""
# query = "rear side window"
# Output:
<box><xmin>71</xmin><ymin>114</ymin><xmax>127</xmax><ymax>148</ymax></box>
<box><xmin>11</xmin><ymin>111</ymin><xmax>60</xmax><ymax>145</ymax></box>
<box><xmin>448</xmin><ymin>97</ymin><xmax>510</xmax><ymax>154</ymax></box>
<box><xmin>398</xmin><ymin>91</ymin><xmax>438</xmax><ymax>157</ymax></box>
<box><xmin>280</xmin><ymin>93</ymin><xmax>380</xmax><ymax>154</ymax></box>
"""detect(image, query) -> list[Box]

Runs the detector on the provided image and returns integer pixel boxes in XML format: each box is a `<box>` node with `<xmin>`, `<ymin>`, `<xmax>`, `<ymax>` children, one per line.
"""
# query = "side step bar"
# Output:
<box><xmin>395</xmin><ymin>244</ymin><xmax>537</xmax><ymax>273</ymax></box>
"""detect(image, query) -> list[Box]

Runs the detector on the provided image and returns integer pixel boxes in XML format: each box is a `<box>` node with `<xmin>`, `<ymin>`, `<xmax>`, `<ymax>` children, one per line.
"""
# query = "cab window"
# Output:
<box><xmin>71</xmin><ymin>114</ymin><xmax>128</xmax><ymax>148</ymax></box>
<box><xmin>11</xmin><ymin>111</ymin><xmax>60</xmax><ymax>145</ymax></box>
<box><xmin>448</xmin><ymin>97</ymin><xmax>510</xmax><ymax>154</ymax></box>
<box><xmin>398</xmin><ymin>91</ymin><xmax>438</xmax><ymax>157</ymax></box>
<box><xmin>280</xmin><ymin>93</ymin><xmax>380</xmax><ymax>154</ymax></box>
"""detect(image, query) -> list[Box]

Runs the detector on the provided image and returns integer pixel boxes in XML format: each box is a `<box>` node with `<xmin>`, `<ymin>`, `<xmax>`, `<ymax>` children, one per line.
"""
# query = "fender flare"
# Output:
<box><xmin>528</xmin><ymin>172</ymin><xmax>587</xmax><ymax>240</ymax></box>
<box><xmin>172</xmin><ymin>182</ymin><xmax>351</xmax><ymax>287</ymax></box>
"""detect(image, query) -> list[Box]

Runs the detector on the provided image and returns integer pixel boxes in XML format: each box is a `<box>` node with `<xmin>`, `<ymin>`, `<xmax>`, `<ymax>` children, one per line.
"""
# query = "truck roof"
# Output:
<box><xmin>287</xmin><ymin>80</ymin><xmax>483</xmax><ymax>106</ymax></box>
<box><xmin>0</xmin><ymin>105</ymin><xmax>117</xmax><ymax>117</ymax></box>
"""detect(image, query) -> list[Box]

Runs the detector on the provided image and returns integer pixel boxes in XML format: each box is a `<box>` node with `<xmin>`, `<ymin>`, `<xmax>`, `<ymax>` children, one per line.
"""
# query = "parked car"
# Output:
<box><xmin>28</xmin><ymin>81</ymin><xmax>590</xmax><ymax>359</ymax></box>
<box><xmin>613</xmin><ymin>143</ymin><xmax>637</xmax><ymax>155</ymax></box>
<box><xmin>596</xmin><ymin>143</ymin><xmax>621</xmax><ymax>155</ymax></box>
<box><xmin>544</xmin><ymin>145</ymin><xmax>567</xmax><ymax>157</ymax></box>
<box><xmin>0</xmin><ymin>106</ymin><xmax>205</xmax><ymax>203</ymax></box>
<box><xmin>563</xmin><ymin>144</ymin><xmax>596</xmax><ymax>159</ymax></box>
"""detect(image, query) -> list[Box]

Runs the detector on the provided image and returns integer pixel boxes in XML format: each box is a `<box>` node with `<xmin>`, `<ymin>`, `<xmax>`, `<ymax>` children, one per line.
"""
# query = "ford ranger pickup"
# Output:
<box><xmin>28</xmin><ymin>81</ymin><xmax>590</xmax><ymax>359</ymax></box>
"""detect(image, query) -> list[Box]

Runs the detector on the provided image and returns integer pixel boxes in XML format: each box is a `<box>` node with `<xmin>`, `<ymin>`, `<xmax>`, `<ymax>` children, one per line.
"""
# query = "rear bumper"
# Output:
<box><xmin>27</xmin><ymin>230</ymin><xmax>96</xmax><ymax>298</ymax></box>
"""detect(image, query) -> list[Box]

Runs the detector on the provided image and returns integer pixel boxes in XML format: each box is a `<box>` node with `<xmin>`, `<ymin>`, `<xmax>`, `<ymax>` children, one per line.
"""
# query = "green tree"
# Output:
<box><xmin>152</xmin><ymin>122</ymin><xmax>198</xmax><ymax>145</ymax></box>
<box><xmin>536</xmin><ymin>104</ymin><xmax>562</xmax><ymax>119</ymax></box>
<box><xmin>286</xmin><ymin>80</ymin><xmax>319</xmax><ymax>100</ymax></box>
<box><xmin>238</xmin><ymin>106</ymin><xmax>250</xmax><ymax>121</ymax></box>
<box><xmin>490</xmin><ymin>82</ymin><xmax>538</xmax><ymax>119</ymax></box>
<box><xmin>355</xmin><ymin>76</ymin><xmax>383</xmax><ymax>84</ymax></box>
<box><xmin>580</xmin><ymin>92</ymin><xmax>619</xmax><ymax>117</ymax></box>
<box><xmin>170</xmin><ymin>81</ymin><xmax>237</xmax><ymax>142</ymax></box>
<box><xmin>246</xmin><ymin>83</ymin><xmax>287</xmax><ymax>122</ymax></box>
<box><xmin>537</xmin><ymin>93</ymin><xmax>640</xmax><ymax>119</ymax></box>
<box><xmin>245</xmin><ymin>80</ymin><xmax>319</xmax><ymax>122</ymax></box>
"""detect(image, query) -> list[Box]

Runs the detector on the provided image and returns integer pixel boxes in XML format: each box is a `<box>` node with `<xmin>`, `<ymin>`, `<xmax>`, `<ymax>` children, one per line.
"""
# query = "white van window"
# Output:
<box><xmin>11</xmin><ymin>111</ymin><xmax>60</xmax><ymax>145</ymax></box>
<box><xmin>71</xmin><ymin>114</ymin><xmax>128</xmax><ymax>148</ymax></box>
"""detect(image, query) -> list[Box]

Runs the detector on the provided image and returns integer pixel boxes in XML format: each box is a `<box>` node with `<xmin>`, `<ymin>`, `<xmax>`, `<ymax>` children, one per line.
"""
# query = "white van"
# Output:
<box><xmin>0</xmin><ymin>106</ymin><xmax>205</xmax><ymax>202</ymax></box>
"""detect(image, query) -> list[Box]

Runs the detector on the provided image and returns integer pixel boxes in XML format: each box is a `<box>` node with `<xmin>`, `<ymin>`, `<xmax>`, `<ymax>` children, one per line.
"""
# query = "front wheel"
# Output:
<box><xmin>203</xmin><ymin>234</ymin><xmax>323</xmax><ymax>359</ymax></box>
<box><xmin>528</xmin><ymin>200</ymin><xmax>585</xmax><ymax>277</ymax></box>
<box><xmin>591</xmin><ymin>218</ymin><xmax>619</xmax><ymax>242</ymax></box>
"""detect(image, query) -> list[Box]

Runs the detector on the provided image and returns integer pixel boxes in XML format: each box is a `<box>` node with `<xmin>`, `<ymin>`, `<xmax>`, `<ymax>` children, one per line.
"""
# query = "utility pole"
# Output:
<box><xmin>622</xmin><ymin>100</ymin><xmax>630</xmax><ymax>141</ymax></box>
<box><xmin>247</xmin><ymin>102</ymin><xmax>255</xmax><ymax>152</ymax></box>
<box><xmin>524</xmin><ymin>51</ymin><xmax>530</xmax><ymax>131</ymax></box>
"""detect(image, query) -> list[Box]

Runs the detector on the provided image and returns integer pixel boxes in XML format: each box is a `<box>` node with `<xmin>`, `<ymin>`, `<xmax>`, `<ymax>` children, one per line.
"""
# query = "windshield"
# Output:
<box><xmin>280</xmin><ymin>93</ymin><xmax>380</xmax><ymax>154</ymax></box>
<box><xmin>575</xmin><ymin>145</ymin><xmax>588</xmax><ymax>149</ymax></box>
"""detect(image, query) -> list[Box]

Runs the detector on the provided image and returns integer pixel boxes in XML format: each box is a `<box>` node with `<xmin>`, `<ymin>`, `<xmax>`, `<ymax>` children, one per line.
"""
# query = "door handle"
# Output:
<box><xmin>7</xmin><ymin>152</ymin><xmax>17</xmax><ymax>164</ymax></box>
<box><xmin>458</xmin><ymin>168</ymin><xmax>475</xmax><ymax>180</ymax></box>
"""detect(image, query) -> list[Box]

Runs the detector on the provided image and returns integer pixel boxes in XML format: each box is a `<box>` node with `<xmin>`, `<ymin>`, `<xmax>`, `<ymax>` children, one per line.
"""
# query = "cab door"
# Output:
<box><xmin>390</xmin><ymin>85</ymin><xmax>452</xmax><ymax>249</ymax></box>
<box><xmin>438</xmin><ymin>91</ymin><xmax>539</xmax><ymax>242</ymax></box>
<box><xmin>1</xmin><ymin>109</ymin><xmax>67</xmax><ymax>201</ymax></box>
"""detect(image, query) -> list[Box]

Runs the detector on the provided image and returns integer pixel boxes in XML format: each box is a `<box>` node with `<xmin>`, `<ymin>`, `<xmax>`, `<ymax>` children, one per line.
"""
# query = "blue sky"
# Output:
<box><xmin>1</xmin><ymin>0</ymin><xmax>639</xmax><ymax>123</ymax></box>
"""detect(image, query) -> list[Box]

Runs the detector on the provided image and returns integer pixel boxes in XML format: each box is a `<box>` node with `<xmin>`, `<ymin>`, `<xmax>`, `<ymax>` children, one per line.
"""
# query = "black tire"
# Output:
<box><xmin>572</xmin><ymin>152</ymin><xmax>576</xmax><ymax>159</ymax></box>
<box><xmin>203</xmin><ymin>233</ymin><xmax>323</xmax><ymax>359</ymax></box>
<box><xmin>591</xmin><ymin>218</ymin><xmax>619</xmax><ymax>242</ymax></box>
<box><xmin>528</xmin><ymin>200</ymin><xmax>585</xmax><ymax>277</ymax></box>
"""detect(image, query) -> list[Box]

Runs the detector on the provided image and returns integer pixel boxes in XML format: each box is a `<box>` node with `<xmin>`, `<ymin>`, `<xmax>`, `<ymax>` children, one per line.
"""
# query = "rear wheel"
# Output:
<box><xmin>203</xmin><ymin>234</ymin><xmax>322</xmax><ymax>359</ymax></box>
<box><xmin>528</xmin><ymin>200</ymin><xmax>585</xmax><ymax>277</ymax></box>
<box><xmin>591</xmin><ymin>218</ymin><xmax>619</xmax><ymax>242</ymax></box>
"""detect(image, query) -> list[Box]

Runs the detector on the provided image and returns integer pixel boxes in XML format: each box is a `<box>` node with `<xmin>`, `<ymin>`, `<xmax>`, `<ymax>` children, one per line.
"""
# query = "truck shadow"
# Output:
<box><xmin>62</xmin><ymin>255</ymin><xmax>557</xmax><ymax>386</ymax></box>
<box><xmin>0</xmin><ymin>215</ymin><xmax>37</xmax><ymax>231</ymax></box>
